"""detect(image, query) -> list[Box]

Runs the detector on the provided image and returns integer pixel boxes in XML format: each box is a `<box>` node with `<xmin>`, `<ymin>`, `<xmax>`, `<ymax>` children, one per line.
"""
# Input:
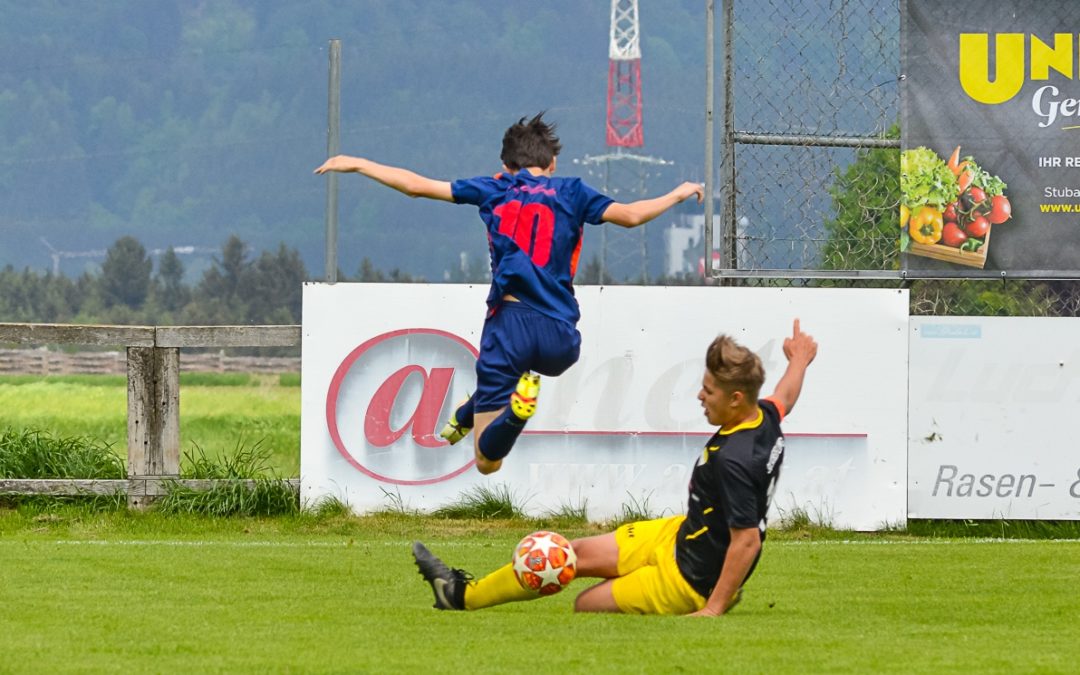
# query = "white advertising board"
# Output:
<box><xmin>301</xmin><ymin>284</ymin><xmax>909</xmax><ymax>530</ymax></box>
<box><xmin>909</xmin><ymin>317</ymin><xmax>1080</xmax><ymax>520</ymax></box>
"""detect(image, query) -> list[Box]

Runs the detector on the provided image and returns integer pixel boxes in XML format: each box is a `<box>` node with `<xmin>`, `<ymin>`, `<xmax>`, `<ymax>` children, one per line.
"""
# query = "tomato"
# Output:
<box><xmin>988</xmin><ymin>195</ymin><xmax>1011</xmax><ymax>224</ymax></box>
<box><xmin>941</xmin><ymin>222</ymin><xmax>967</xmax><ymax>248</ymax></box>
<box><xmin>943</xmin><ymin>202</ymin><xmax>958</xmax><ymax>222</ymax></box>
<box><xmin>968</xmin><ymin>186</ymin><xmax>987</xmax><ymax>204</ymax></box>
<box><xmin>965</xmin><ymin>214</ymin><xmax>990</xmax><ymax>238</ymax></box>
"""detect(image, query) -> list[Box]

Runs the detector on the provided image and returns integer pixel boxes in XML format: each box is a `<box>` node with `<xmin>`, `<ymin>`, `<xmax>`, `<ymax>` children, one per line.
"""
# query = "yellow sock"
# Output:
<box><xmin>464</xmin><ymin>563</ymin><xmax>537</xmax><ymax>610</ymax></box>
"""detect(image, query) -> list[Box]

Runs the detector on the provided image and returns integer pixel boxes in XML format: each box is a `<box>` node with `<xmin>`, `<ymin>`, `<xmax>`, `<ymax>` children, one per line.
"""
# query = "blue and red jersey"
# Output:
<box><xmin>451</xmin><ymin>170</ymin><xmax>613</xmax><ymax>325</ymax></box>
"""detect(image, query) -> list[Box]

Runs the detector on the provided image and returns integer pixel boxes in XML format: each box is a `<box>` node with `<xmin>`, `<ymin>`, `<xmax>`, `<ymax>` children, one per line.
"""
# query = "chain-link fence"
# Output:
<box><xmin>574</xmin><ymin>152</ymin><xmax>677</xmax><ymax>283</ymax></box>
<box><xmin>707</xmin><ymin>0</ymin><xmax>1080</xmax><ymax>316</ymax></box>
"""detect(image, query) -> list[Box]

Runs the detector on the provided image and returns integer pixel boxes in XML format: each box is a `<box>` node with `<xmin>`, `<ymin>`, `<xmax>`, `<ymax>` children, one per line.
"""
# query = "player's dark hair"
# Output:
<box><xmin>706</xmin><ymin>335</ymin><xmax>765</xmax><ymax>401</ymax></box>
<box><xmin>501</xmin><ymin>112</ymin><xmax>562</xmax><ymax>171</ymax></box>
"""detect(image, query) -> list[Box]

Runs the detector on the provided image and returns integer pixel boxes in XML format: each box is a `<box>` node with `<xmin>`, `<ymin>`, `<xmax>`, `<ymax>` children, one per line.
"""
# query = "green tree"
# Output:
<box><xmin>220</xmin><ymin>236</ymin><xmax>248</xmax><ymax>297</ymax></box>
<box><xmin>0</xmin><ymin>265</ymin><xmax>87</xmax><ymax>323</ymax></box>
<box><xmin>38</xmin><ymin>272</ymin><xmax>80</xmax><ymax>322</ymax></box>
<box><xmin>352</xmin><ymin>257</ymin><xmax>419</xmax><ymax>284</ymax></box>
<box><xmin>241</xmin><ymin>244</ymin><xmax>307</xmax><ymax>324</ymax></box>
<box><xmin>188</xmin><ymin>236</ymin><xmax>251</xmax><ymax>324</ymax></box>
<box><xmin>197</xmin><ymin>236</ymin><xmax>247</xmax><ymax>302</ymax></box>
<box><xmin>155</xmin><ymin>247</ymin><xmax>189</xmax><ymax>313</ymax></box>
<box><xmin>822</xmin><ymin>126</ymin><xmax>901</xmax><ymax>272</ymax></box>
<box><xmin>101</xmin><ymin>236</ymin><xmax>152</xmax><ymax>309</ymax></box>
<box><xmin>355</xmin><ymin>258</ymin><xmax>386</xmax><ymax>282</ymax></box>
<box><xmin>0</xmin><ymin>266</ymin><xmax>33</xmax><ymax>321</ymax></box>
<box><xmin>74</xmin><ymin>271</ymin><xmax>105</xmax><ymax>320</ymax></box>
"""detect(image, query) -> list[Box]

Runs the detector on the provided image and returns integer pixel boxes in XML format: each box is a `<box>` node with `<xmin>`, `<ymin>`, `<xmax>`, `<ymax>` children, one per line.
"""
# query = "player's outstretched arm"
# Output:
<box><xmin>314</xmin><ymin>155</ymin><xmax>453</xmax><ymax>202</ymax></box>
<box><xmin>770</xmin><ymin>318</ymin><xmax>817</xmax><ymax>416</ymax></box>
<box><xmin>689</xmin><ymin>526</ymin><xmax>760</xmax><ymax>617</ymax></box>
<box><xmin>601</xmin><ymin>181</ymin><xmax>704</xmax><ymax>228</ymax></box>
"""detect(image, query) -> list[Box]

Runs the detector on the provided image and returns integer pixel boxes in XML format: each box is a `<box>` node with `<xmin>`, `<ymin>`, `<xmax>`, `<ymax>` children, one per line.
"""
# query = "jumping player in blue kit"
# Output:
<box><xmin>315</xmin><ymin>113</ymin><xmax>703</xmax><ymax>474</ymax></box>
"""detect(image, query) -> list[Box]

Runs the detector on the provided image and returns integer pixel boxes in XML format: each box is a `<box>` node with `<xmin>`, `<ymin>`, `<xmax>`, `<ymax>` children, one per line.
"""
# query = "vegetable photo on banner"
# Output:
<box><xmin>900</xmin><ymin>147</ymin><xmax>957</xmax><ymax>247</ymax></box>
<box><xmin>900</xmin><ymin>145</ymin><xmax>1012</xmax><ymax>259</ymax></box>
<box><xmin>946</xmin><ymin>152</ymin><xmax>1011</xmax><ymax>253</ymax></box>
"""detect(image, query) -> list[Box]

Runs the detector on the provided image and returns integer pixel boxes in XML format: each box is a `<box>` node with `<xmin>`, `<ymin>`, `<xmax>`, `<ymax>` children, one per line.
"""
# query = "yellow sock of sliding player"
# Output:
<box><xmin>464</xmin><ymin>563</ymin><xmax>536</xmax><ymax>610</ymax></box>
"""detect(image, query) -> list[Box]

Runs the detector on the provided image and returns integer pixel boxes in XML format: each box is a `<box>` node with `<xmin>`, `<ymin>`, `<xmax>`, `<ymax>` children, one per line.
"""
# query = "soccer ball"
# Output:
<box><xmin>512</xmin><ymin>530</ymin><xmax>577</xmax><ymax>595</ymax></box>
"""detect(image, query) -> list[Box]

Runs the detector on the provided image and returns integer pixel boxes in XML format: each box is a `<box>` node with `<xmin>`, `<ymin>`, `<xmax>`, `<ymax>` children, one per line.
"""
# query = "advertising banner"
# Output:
<box><xmin>902</xmin><ymin>0</ymin><xmax>1080</xmax><ymax>272</ymax></box>
<box><xmin>909</xmin><ymin>316</ymin><xmax>1080</xmax><ymax>519</ymax></box>
<box><xmin>301</xmin><ymin>284</ymin><xmax>909</xmax><ymax>530</ymax></box>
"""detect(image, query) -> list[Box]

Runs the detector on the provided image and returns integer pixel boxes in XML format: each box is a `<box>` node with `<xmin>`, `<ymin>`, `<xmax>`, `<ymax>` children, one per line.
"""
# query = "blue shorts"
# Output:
<box><xmin>473</xmin><ymin>302</ymin><xmax>581</xmax><ymax>413</ymax></box>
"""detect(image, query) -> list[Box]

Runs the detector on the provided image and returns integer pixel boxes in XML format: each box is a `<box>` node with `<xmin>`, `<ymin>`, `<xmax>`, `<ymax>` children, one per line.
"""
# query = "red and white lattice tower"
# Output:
<box><xmin>581</xmin><ymin>0</ymin><xmax>670</xmax><ymax>281</ymax></box>
<box><xmin>606</xmin><ymin>0</ymin><xmax>643</xmax><ymax>148</ymax></box>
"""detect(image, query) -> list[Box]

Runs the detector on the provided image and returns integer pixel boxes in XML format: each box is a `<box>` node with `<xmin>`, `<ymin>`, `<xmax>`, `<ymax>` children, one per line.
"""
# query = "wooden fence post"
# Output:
<box><xmin>126</xmin><ymin>346</ymin><xmax>180</xmax><ymax>509</ymax></box>
<box><xmin>0</xmin><ymin>323</ymin><xmax>300</xmax><ymax>504</ymax></box>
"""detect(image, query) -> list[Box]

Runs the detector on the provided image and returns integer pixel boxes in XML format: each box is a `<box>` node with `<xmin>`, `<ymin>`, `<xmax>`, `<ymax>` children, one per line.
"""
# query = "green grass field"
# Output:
<box><xmin>0</xmin><ymin>374</ymin><xmax>300</xmax><ymax>476</ymax></box>
<box><xmin>0</xmin><ymin>511</ymin><xmax>1077</xmax><ymax>674</ymax></box>
<box><xmin>2</xmin><ymin>374</ymin><xmax>1079</xmax><ymax>672</ymax></box>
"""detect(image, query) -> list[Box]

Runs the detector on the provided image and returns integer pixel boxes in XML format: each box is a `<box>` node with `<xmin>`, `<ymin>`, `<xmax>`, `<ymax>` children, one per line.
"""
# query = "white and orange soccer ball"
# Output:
<box><xmin>511</xmin><ymin>530</ymin><xmax>577</xmax><ymax>595</ymax></box>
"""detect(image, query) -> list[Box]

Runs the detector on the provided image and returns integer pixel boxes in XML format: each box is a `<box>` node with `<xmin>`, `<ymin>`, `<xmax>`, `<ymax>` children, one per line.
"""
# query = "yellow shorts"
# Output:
<box><xmin>610</xmin><ymin>515</ymin><xmax>707</xmax><ymax>615</ymax></box>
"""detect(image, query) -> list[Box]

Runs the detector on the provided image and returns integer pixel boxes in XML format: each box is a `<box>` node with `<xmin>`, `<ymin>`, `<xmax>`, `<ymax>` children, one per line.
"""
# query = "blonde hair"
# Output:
<box><xmin>705</xmin><ymin>335</ymin><xmax>765</xmax><ymax>401</ymax></box>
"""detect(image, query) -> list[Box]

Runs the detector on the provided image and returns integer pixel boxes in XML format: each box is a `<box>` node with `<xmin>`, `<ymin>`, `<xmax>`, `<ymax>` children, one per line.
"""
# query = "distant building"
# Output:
<box><xmin>665</xmin><ymin>213</ymin><xmax>750</xmax><ymax>277</ymax></box>
<box><xmin>663</xmin><ymin>219</ymin><xmax>699</xmax><ymax>277</ymax></box>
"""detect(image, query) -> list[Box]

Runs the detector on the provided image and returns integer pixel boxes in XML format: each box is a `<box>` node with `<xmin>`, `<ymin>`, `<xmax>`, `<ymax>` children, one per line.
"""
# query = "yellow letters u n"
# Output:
<box><xmin>959</xmin><ymin>33</ymin><xmax>1025</xmax><ymax>105</ymax></box>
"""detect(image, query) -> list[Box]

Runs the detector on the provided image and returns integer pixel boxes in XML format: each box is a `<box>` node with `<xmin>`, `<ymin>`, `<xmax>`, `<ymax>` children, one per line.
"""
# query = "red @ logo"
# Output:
<box><xmin>326</xmin><ymin>329</ymin><xmax>478</xmax><ymax>485</ymax></box>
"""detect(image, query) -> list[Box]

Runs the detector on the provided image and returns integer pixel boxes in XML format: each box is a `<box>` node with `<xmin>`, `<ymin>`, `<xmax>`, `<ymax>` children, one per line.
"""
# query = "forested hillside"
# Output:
<box><xmin>0</xmin><ymin>1</ymin><xmax>709</xmax><ymax>284</ymax></box>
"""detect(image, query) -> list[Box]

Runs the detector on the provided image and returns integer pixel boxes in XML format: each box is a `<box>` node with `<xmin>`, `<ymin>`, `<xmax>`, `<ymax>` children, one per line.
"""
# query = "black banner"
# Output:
<box><xmin>903</xmin><ymin>0</ymin><xmax>1080</xmax><ymax>272</ymax></box>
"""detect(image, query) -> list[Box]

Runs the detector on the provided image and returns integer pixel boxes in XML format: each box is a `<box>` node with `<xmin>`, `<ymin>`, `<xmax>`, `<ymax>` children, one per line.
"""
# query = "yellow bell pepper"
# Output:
<box><xmin>900</xmin><ymin>204</ymin><xmax>910</xmax><ymax>229</ymax></box>
<box><xmin>909</xmin><ymin>206</ymin><xmax>943</xmax><ymax>245</ymax></box>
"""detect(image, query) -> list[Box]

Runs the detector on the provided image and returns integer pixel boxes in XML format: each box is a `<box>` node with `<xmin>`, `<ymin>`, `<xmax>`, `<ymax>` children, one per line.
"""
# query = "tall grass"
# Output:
<box><xmin>772</xmin><ymin>502</ymin><xmax>841</xmax><ymax>540</ymax></box>
<box><xmin>155</xmin><ymin>480</ymin><xmax>298</xmax><ymax>517</ymax></box>
<box><xmin>0</xmin><ymin>428</ymin><xmax>126</xmax><ymax>509</ymax></box>
<box><xmin>178</xmin><ymin>438</ymin><xmax>276</xmax><ymax>480</ymax></box>
<box><xmin>374</xmin><ymin>487</ymin><xmax>421</xmax><ymax>516</ymax></box>
<box><xmin>541</xmin><ymin>499</ymin><xmax>590</xmax><ymax>523</ymax></box>
<box><xmin>432</xmin><ymin>483</ymin><xmax>527</xmax><ymax>519</ymax></box>
<box><xmin>602</xmin><ymin>491</ymin><xmax>659</xmax><ymax>528</ymax></box>
<box><xmin>155</xmin><ymin>440</ymin><xmax>298</xmax><ymax>517</ymax></box>
<box><xmin>5</xmin><ymin>492</ymin><xmax>128</xmax><ymax>514</ymax></box>
<box><xmin>309</xmin><ymin>494</ymin><xmax>353</xmax><ymax>519</ymax></box>
<box><xmin>0</xmin><ymin>428</ymin><xmax>124</xmax><ymax>479</ymax></box>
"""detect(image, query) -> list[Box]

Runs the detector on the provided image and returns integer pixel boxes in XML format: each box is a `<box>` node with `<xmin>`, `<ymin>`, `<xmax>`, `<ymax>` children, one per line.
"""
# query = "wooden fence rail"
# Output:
<box><xmin>0</xmin><ymin>323</ymin><xmax>302</xmax><ymax>507</ymax></box>
<box><xmin>0</xmin><ymin>348</ymin><xmax>300</xmax><ymax>375</ymax></box>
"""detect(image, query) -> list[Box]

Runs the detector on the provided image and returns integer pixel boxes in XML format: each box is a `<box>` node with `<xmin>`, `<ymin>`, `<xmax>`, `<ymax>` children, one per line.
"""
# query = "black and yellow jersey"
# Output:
<box><xmin>675</xmin><ymin>398</ymin><xmax>785</xmax><ymax>599</ymax></box>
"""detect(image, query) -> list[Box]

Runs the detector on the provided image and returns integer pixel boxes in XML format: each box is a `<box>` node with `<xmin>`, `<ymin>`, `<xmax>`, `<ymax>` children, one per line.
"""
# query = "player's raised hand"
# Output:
<box><xmin>314</xmin><ymin>155</ymin><xmax>362</xmax><ymax>175</ymax></box>
<box><xmin>675</xmin><ymin>181</ymin><xmax>705</xmax><ymax>204</ymax></box>
<box><xmin>782</xmin><ymin>318</ymin><xmax>817</xmax><ymax>365</ymax></box>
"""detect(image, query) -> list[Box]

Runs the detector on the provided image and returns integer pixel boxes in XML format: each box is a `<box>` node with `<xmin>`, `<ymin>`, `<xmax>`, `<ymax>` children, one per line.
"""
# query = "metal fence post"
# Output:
<box><xmin>720</xmin><ymin>0</ymin><xmax>737</xmax><ymax>275</ymax></box>
<box><xmin>704</xmin><ymin>0</ymin><xmax>715</xmax><ymax>281</ymax></box>
<box><xmin>325</xmin><ymin>39</ymin><xmax>342</xmax><ymax>283</ymax></box>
